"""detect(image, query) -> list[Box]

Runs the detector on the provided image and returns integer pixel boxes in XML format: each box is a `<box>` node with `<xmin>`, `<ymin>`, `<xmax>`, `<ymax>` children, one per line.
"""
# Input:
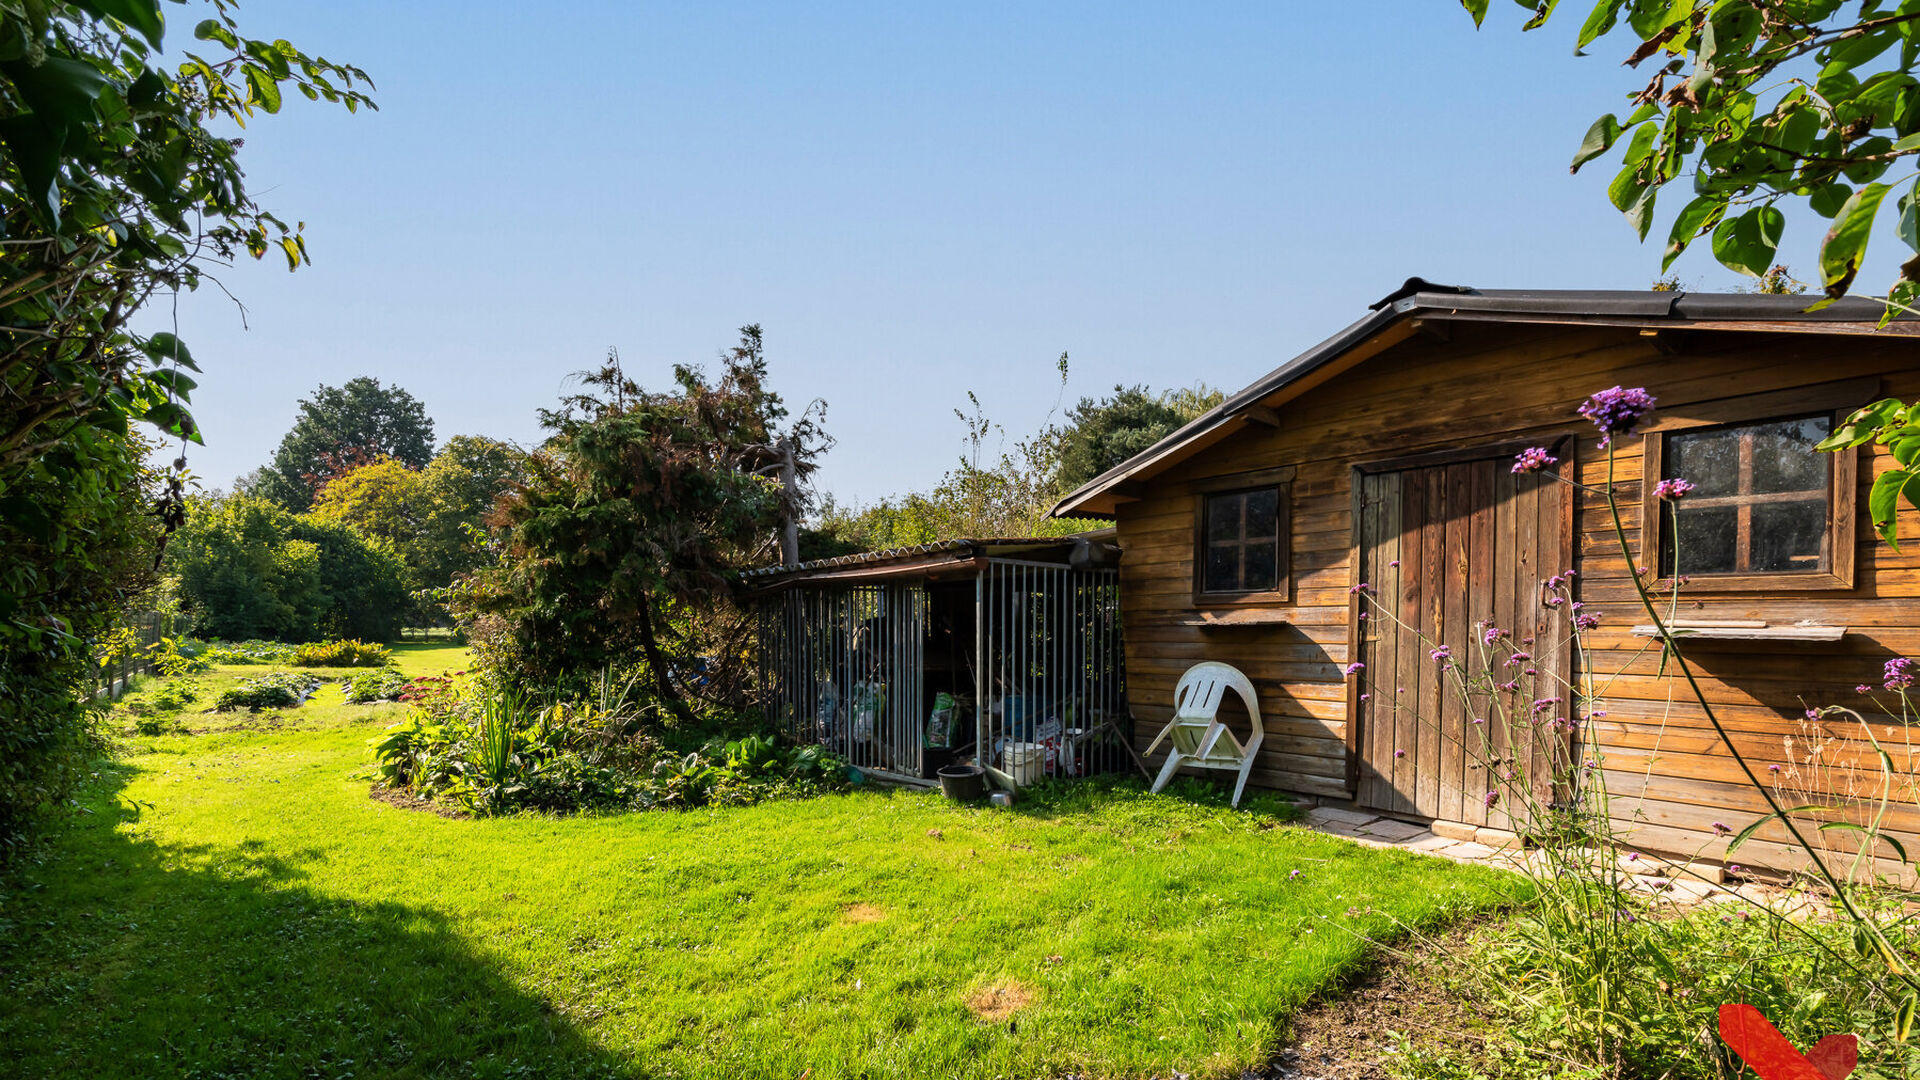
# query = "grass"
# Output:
<box><xmin>0</xmin><ymin>647</ymin><xmax>1521</xmax><ymax>1080</ymax></box>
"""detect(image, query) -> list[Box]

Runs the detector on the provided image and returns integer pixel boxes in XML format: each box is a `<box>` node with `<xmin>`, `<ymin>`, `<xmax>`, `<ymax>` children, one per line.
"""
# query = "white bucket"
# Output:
<box><xmin>1002</xmin><ymin>741</ymin><xmax>1045</xmax><ymax>786</ymax></box>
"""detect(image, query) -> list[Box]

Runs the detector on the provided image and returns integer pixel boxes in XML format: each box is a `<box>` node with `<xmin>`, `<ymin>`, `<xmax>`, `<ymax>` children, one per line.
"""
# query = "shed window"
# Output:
<box><xmin>1658</xmin><ymin>415</ymin><xmax>1834</xmax><ymax>577</ymax></box>
<box><xmin>1200</xmin><ymin>487</ymin><xmax>1286</xmax><ymax>595</ymax></box>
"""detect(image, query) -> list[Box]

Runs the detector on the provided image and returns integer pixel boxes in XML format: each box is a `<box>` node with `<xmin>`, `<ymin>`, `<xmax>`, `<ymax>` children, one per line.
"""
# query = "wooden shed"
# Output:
<box><xmin>1050</xmin><ymin>279</ymin><xmax>1920</xmax><ymax>876</ymax></box>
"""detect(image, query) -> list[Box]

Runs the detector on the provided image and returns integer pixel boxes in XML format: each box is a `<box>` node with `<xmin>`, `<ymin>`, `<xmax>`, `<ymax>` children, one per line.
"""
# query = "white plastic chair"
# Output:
<box><xmin>1144</xmin><ymin>661</ymin><xmax>1264</xmax><ymax>808</ymax></box>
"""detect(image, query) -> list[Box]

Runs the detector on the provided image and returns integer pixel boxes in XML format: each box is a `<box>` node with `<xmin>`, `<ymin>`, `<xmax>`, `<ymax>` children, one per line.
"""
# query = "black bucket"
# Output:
<box><xmin>937</xmin><ymin>764</ymin><xmax>987</xmax><ymax>802</ymax></box>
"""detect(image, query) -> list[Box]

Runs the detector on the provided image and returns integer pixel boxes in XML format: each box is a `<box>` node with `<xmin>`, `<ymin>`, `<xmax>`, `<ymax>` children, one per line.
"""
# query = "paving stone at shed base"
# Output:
<box><xmin>1306</xmin><ymin>806</ymin><xmax>1381</xmax><ymax>828</ymax></box>
<box><xmin>1355</xmin><ymin>818</ymin><xmax>1429</xmax><ymax>842</ymax></box>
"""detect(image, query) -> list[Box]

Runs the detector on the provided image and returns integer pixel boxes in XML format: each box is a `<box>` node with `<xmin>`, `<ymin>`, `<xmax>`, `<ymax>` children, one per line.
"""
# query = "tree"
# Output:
<box><xmin>460</xmin><ymin>329</ymin><xmax>827</xmax><ymax>723</ymax></box>
<box><xmin>414</xmin><ymin>435</ymin><xmax>525</xmax><ymax>592</ymax></box>
<box><xmin>813</xmin><ymin>381</ymin><xmax>1209</xmax><ymax>552</ymax></box>
<box><xmin>307</xmin><ymin>456</ymin><xmax>425</xmax><ymax>555</ymax></box>
<box><xmin>256</xmin><ymin>377</ymin><xmax>435</xmax><ymax>511</ymax></box>
<box><xmin>306</xmin><ymin>438</ymin><xmax>525</xmax><ymax>624</ymax></box>
<box><xmin>1053</xmin><ymin>383</ymin><xmax>1223</xmax><ymax>493</ymax></box>
<box><xmin>1470</xmin><ymin>1</ymin><xmax>1920</xmax><ymax>306</ymax></box>
<box><xmin>0</xmin><ymin>1</ymin><xmax>371</xmax><ymax>851</ymax></box>
<box><xmin>167</xmin><ymin>494</ymin><xmax>408</xmax><ymax>643</ymax></box>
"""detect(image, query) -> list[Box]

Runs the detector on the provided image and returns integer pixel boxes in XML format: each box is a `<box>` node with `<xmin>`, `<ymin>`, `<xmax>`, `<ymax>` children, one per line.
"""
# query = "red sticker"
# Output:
<box><xmin>1719</xmin><ymin>1004</ymin><xmax>1857</xmax><ymax>1080</ymax></box>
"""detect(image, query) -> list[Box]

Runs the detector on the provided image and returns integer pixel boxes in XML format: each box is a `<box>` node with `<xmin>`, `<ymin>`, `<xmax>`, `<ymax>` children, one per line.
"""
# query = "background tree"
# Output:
<box><xmin>813</xmin><ymin>380</ymin><xmax>1212</xmax><ymax>552</ymax></box>
<box><xmin>0</xmin><ymin>1</ymin><xmax>371</xmax><ymax>852</ymax></box>
<box><xmin>305</xmin><ymin>437</ymin><xmax>525</xmax><ymax>624</ymax></box>
<box><xmin>255</xmin><ymin>377</ymin><xmax>435</xmax><ymax>511</ymax></box>
<box><xmin>1470</xmin><ymin>0</ymin><xmax>1920</xmax><ymax>305</ymax></box>
<box><xmin>459</xmin><ymin>329</ymin><xmax>827</xmax><ymax>724</ymax></box>
<box><xmin>166</xmin><ymin>494</ymin><xmax>408</xmax><ymax>643</ymax></box>
<box><xmin>1053</xmin><ymin>383</ymin><xmax>1223</xmax><ymax>493</ymax></box>
<box><xmin>414</xmin><ymin>435</ymin><xmax>525</xmax><ymax>592</ymax></box>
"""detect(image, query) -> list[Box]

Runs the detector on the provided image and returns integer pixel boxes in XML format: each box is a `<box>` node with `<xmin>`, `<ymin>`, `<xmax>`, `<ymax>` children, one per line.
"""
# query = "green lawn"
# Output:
<box><xmin>0</xmin><ymin>650</ymin><xmax>1519</xmax><ymax>1080</ymax></box>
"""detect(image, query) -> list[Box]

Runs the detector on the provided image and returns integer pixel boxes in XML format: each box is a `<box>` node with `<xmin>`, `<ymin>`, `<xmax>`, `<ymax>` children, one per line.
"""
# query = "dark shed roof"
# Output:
<box><xmin>1050</xmin><ymin>279</ymin><xmax>1919</xmax><ymax>518</ymax></box>
<box><xmin>743</xmin><ymin>531</ymin><xmax>1117</xmax><ymax>588</ymax></box>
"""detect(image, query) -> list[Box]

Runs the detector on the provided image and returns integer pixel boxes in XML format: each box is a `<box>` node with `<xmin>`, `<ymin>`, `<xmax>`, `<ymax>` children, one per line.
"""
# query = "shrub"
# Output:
<box><xmin>167</xmin><ymin>495</ymin><xmax>409</xmax><ymax>643</ymax></box>
<box><xmin>343</xmin><ymin>669</ymin><xmax>409</xmax><ymax>704</ymax></box>
<box><xmin>147</xmin><ymin>680</ymin><xmax>201</xmax><ymax>713</ymax></box>
<box><xmin>367</xmin><ymin>678</ymin><xmax>849</xmax><ymax>815</ymax></box>
<box><xmin>197</xmin><ymin>640</ymin><xmax>298</xmax><ymax>666</ymax></box>
<box><xmin>212</xmin><ymin>672</ymin><xmax>320</xmax><ymax>712</ymax></box>
<box><xmin>292</xmin><ymin>639</ymin><xmax>391</xmax><ymax>668</ymax></box>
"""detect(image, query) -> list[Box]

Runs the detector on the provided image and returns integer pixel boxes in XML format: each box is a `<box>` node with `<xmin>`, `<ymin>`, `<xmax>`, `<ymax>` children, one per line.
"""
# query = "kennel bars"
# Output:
<box><xmin>750</xmin><ymin>538</ymin><xmax>1128</xmax><ymax>788</ymax></box>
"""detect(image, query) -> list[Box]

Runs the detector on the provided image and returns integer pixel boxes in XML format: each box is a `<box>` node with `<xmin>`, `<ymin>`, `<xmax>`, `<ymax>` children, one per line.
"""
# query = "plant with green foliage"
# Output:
<box><xmin>1053</xmin><ymin>383</ymin><xmax>1223</xmax><ymax>493</ymax></box>
<box><xmin>211</xmin><ymin>671</ymin><xmax>318</xmax><ymax>712</ymax></box>
<box><xmin>1469</xmin><ymin>0</ymin><xmax>1920</xmax><ymax>306</ymax></box>
<box><xmin>254</xmin><ymin>377</ymin><xmax>434</xmax><ymax>511</ymax></box>
<box><xmin>0</xmin><ymin>0</ymin><xmax>370</xmax><ymax>852</ymax></box>
<box><xmin>342</xmin><ymin>668</ymin><xmax>407</xmax><ymax>704</ymax></box>
<box><xmin>195</xmin><ymin>639</ymin><xmax>297</xmax><ymax>665</ymax></box>
<box><xmin>290</xmin><ymin>639</ymin><xmax>390</xmax><ymax>668</ymax></box>
<box><xmin>460</xmin><ymin>328</ymin><xmax>828</xmax><ymax>723</ymax></box>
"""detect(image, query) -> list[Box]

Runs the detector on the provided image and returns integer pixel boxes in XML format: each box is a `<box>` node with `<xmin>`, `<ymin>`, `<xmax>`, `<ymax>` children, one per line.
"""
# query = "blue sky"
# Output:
<box><xmin>150</xmin><ymin>2</ymin><xmax>1902</xmax><ymax>504</ymax></box>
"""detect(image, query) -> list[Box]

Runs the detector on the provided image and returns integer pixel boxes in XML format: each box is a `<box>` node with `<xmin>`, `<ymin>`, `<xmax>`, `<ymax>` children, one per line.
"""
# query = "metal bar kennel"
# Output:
<box><xmin>750</xmin><ymin>538</ymin><xmax>1129</xmax><ymax>789</ymax></box>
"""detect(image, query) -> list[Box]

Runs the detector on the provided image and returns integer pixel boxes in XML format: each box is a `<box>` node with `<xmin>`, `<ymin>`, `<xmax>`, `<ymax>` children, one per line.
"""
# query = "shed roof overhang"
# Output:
<box><xmin>1049</xmin><ymin>279</ymin><xmax>1920</xmax><ymax>518</ymax></box>
<box><xmin>742</xmin><ymin>532</ymin><xmax>1116</xmax><ymax>590</ymax></box>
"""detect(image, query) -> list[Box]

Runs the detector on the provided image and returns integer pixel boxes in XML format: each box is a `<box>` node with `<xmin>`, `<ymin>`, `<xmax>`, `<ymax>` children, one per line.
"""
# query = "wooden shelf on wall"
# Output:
<box><xmin>1629</xmin><ymin>620</ymin><xmax>1847</xmax><ymax>643</ymax></box>
<box><xmin>1177</xmin><ymin>609</ymin><xmax>1294</xmax><ymax>629</ymax></box>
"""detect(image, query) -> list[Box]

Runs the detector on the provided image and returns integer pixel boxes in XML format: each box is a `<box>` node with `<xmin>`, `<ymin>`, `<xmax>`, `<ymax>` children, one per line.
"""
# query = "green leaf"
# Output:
<box><xmin>1571</xmin><ymin>113</ymin><xmax>1623</xmax><ymax>173</ymax></box>
<box><xmin>139</xmin><ymin>331</ymin><xmax>197</xmax><ymax>371</ymax></box>
<box><xmin>1900</xmin><ymin>993</ymin><xmax>1919</xmax><ymax>1043</ymax></box>
<box><xmin>142</xmin><ymin>400</ymin><xmax>202</xmax><ymax>444</ymax></box>
<box><xmin>1620</xmin><ymin>120</ymin><xmax>1659</xmax><ymax>167</ymax></box>
<box><xmin>0</xmin><ymin>115</ymin><xmax>64</xmax><ymax>226</ymax></box>
<box><xmin>1710</xmin><ymin>205</ymin><xmax>1785</xmax><ymax>277</ymax></box>
<box><xmin>146</xmin><ymin>368</ymin><xmax>196</xmax><ymax>398</ymax></box>
<box><xmin>1663</xmin><ymin>194</ymin><xmax>1725</xmax><ymax>268</ymax></box>
<box><xmin>1810</xmin><ymin>182</ymin><xmax>1854</xmax><ymax>219</ymax></box>
<box><xmin>1461</xmin><ymin>0</ymin><xmax>1490</xmax><ymax>27</ymax></box>
<box><xmin>1726</xmin><ymin>804</ymin><xmax>1833</xmax><ymax>854</ymax></box>
<box><xmin>1870</xmin><ymin>467</ymin><xmax>1918</xmax><ymax>549</ymax></box>
<box><xmin>1575</xmin><ymin>0</ymin><xmax>1625</xmax><ymax>50</ymax></box>
<box><xmin>1820</xmin><ymin>399</ymin><xmax>1906</xmax><ymax>450</ymax></box>
<box><xmin>76</xmin><ymin>0</ymin><xmax>165</xmax><ymax>49</ymax></box>
<box><xmin>1821</xmin><ymin>181</ymin><xmax>1892</xmax><ymax>297</ymax></box>
<box><xmin>1522</xmin><ymin>0</ymin><xmax>1562</xmax><ymax>32</ymax></box>
<box><xmin>245</xmin><ymin>66</ymin><xmax>283</xmax><ymax>114</ymax></box>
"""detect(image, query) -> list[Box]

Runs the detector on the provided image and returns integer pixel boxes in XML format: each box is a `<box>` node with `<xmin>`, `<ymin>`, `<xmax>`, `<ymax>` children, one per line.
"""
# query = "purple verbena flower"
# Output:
<box><xmin>1578</xmin><ymin>386</ymin><xmax>1657</xmax><ymax>447</ymax></box>
<box><xmin>1349</xmin><ymin>582</ymin><xmax>1372</xmax><ymax>594</ymax></box>
<box><xmin>1886</xmin><ymin>657</ymin><xmax>1915</xmax><ymax>692</ymax></box>
<box><xmin>1857</xmin><ymin>684</ymin><xmax>1873</xmax><ymax>694</ymax></box>
<box><xmin>1388</xmin><ymin>559</ymin><xmax>1400</xmax><ymax>568</ymax></box>
<box><xmin>1544</xmin><ymin>595</ymin><xmax>1565</xmax><ymax>607</ymax></box>
<box><xmin>1483</xmin><ymin>790</ymin><xmax>1499</xmax><ymax>809</ymax></box>
<box><xmin>1430</xmin><ymin>646</ymin><xmax>1452</xmax><ymax>664</ymax></box>
<box><xmin>1342</xmin><ymin>662</ymin><xmax>1365</xmax><ymax>677</ymax></box>
<box><xmin>1393</xmin><ymin>749</ymin><xmax>1405</xmax><ymax>759</ymax></box>
<box><xmin>1531</xmin><ymin>697</ymin><xmax>1562</xmax><ymax>714</ymax></box>
<box><xmin>1712</xmin><ymin>822</ymin><xmax>1731</xmax><ymax>836</ymax></box>
<box><xmin>1574</xmin><ymin>612</ymin><xmax>1602</xmax><ymax>631</ymax></box>
<box><xmin>1653</xmin><ymin>478</ymin><xmax>1695</xmax><ymax>500</ymax></box>
<box><xmin>1512</xmin><ymin>446</ymin><xmax>1558</xmax><ymax>474</ymax></box>
<box><xmin>1505</xmin><ymin>652</ymin><xmax>1531</xmax><ymax>666</ymax></box>
<box><xmin>1484</xmin><ymin>626</ymin><xmax>1509</xmax><ymax>645</ymax></box>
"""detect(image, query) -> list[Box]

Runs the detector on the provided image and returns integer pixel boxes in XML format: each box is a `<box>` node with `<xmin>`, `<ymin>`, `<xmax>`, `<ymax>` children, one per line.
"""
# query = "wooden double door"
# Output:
<box><xmin>1353</xmin><ymin>450</ymin><xmax>1573</xmax><ymax>829</ymax></box>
